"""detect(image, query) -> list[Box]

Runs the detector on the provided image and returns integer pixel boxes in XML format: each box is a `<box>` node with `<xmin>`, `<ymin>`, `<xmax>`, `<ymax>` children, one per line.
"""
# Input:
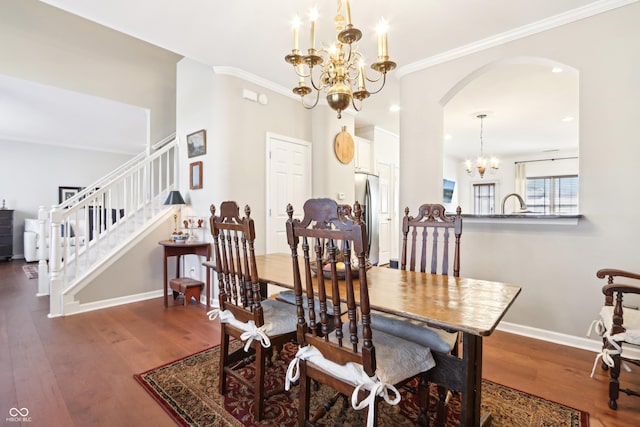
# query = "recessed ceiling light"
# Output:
<box><xmin>561</xmin><ymin>116</ymin><xmax>574</xmax><ymax>122</ymax></box>
<box><xmin>444</xmin><ymin>134</ymin><xmax>452</xmax><ymax>140</ymax></box>
<box><xmin>389</xmin><ymin>104</ymin><xmax>400</xmax><ymax>112</ymax></box>
<box><xmin>552</xmin><ymin>67</ymin><xmax>563</xmax><ymax>73</ymax></box>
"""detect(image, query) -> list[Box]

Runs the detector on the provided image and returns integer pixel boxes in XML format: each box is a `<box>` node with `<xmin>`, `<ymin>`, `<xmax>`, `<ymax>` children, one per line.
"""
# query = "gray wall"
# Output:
<box><xmin>176</xmin><ymin>59</ymin><xmax>313</xmax><ymax>257</ymax></box>
<box><xmin>0</xmin><ymin>140</ymin><xmax>132</xmax><ymax>257</ymax></box>
<box><xmin>76</xmin><ymin>224</ymin><xmax>170</xmax><ymax>303</ymax></box>
<box><xmin>0</xmin><ymin>0</ymin><xmax>181</xmax><ymax>145</ymax></box>
<box><xmin>0</xmin><ymin>0</ymin><xmax>182</xmax><ymax>259</ymax></box>
<box><xmin>399</xmin><ymin>3</ymin><xmax>640</xmax><ymax>339</ymax></box>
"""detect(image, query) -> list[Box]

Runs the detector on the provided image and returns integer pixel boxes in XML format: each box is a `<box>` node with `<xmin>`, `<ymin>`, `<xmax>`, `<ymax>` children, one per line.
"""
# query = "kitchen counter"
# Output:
<box><xmin>461</xmin><ymin>213</ymin><xmax>583</xmax><ymax>225</ymax></box>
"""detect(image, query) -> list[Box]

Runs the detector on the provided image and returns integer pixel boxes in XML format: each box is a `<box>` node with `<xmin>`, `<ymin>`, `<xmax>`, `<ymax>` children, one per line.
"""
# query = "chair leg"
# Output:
<box><xmin>254</xmin><ymin>344</ymin><xmax>266</xmax><ymax>421</ymax></box>
<box><xmin>435</xmin><ymin>385</ymin><xmax>449</xmax><ymax>427</ymax></box>
<box><xmin>416</xmin><ymin>375</ymin><xmax>430</xmax><ymax>427</ymax></box>
<box><xmin>311</xmin><ymin>392</ymin><xmax>344</xmax><ymax>423</ymax></box>
<box><xmin>219</xmin><ymin>332</ymin><xmax>230</xmax><ymax>395</ymax></box>
<box><xmin>299</xmin><ymin>363</ymin><xmax>311</xmax><ymax>426</ymax></box>
<box><xmin>609</xmin><ymin>350</ymin><xmax>621</xmax><ymax>410</ymax></box>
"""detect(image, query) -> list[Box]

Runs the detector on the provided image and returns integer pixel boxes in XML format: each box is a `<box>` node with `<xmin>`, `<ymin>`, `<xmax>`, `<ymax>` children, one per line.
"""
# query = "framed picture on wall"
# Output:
<box><xmin>190</xmin><ymin>161</ymin><xmax>203</xmax><ymax>190</ymax></box>
<box><xmin>186</xmin><ymin>129</ymin><xmax>206</xmax><ymax>158</ymax></box>
<box><xmin>58</xmin><ymin>186</ymin><xmax>81</xmax><ymax>203</ymax></box>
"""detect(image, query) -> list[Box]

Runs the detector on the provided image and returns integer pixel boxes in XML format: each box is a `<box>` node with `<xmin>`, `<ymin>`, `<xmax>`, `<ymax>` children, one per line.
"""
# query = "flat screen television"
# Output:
<box><xmin>443</xmin><ymin>179</ymin><xmax>455</xmax><ymax>203</ymax></box>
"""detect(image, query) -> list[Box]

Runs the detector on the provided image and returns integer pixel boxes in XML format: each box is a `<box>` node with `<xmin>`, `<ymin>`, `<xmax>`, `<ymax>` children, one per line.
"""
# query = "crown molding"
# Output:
<box><xmin>212</xmin><ymin>66</ymin><xmax>296</xmax><ymax>99</ymax></box>
<box><xmin>397</xmin><ymin>0</ymin><xmax>640</xmax><ymax>78</ymax></box>
<box><xmin>212</xmin><ymin>66</ymin><xmax>340</xmax><ymax>111</ymax></box>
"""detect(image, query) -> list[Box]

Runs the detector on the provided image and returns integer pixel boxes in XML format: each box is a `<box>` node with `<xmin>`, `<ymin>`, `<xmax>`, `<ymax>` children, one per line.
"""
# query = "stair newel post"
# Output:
<box><xmin>49</xmin><ymin>206</ymin><xmax>63</xmax><ymax>317</ymax></box>
<box><xmin>37</xmin><ymin>205</ymin><xmax>49</xmax><ymax>296</ymax></box>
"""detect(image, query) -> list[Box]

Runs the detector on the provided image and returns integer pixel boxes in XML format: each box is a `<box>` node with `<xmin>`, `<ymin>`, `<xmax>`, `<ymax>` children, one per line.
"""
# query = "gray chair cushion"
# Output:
<box><xmin>370</xmin><ymin>311</ymin><xmax>458</xmax><ymax>354</ymax></box>
<box><xmin>259</xmin><ymin>299</ymin><xmax>299</xmax><ymax>336</ymax></box>
<box><xmin>288</xmin><ymin>324</ymin><xmax>435</xmax><ymax>388</ymax></box>
<box><xmin>276</xmin><ymin>290</ymin><xmax>347</xmax><ymax>315</ymax></box>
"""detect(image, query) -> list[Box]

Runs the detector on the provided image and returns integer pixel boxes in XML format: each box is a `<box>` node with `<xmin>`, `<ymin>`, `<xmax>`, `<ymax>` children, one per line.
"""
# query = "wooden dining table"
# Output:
<box><xmin>251</xmin><ymin>253</ymin><xmax>522</xmax><ymax>427</ymax></box>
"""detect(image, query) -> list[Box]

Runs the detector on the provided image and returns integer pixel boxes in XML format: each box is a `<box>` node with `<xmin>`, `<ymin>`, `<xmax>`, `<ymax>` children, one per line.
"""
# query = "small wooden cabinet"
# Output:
<box><xmin>0</xmin><ymin>209</ymin><xmax>14</xmax><ymax>261</ymax></box>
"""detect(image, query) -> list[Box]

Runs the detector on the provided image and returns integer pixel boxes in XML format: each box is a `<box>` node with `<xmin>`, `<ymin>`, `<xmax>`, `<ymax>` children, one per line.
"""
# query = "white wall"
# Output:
<box><xmin>399</xmin><ymin>3</ymin><xmax>640</xmax><ymax>339</ymax></box>
<box><xmin>175</xmin><ymin>59</ymin><xmax>313</xmax><ymax>263</ymax></box>
<box><xmin>0</xmin><ymin>140</ymin><xmax>133</xmax><ymax>258</ymax></box>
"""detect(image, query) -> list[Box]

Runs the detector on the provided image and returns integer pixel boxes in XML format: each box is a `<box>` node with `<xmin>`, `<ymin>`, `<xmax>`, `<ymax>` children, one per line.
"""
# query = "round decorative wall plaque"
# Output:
<box><xmin>334</xmin><ymin>126</ymin><xmax>355</xmax><ymax>164</ymax></box>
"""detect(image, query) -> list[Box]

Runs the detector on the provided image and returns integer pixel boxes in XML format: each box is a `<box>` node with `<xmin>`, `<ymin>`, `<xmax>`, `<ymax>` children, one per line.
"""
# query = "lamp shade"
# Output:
<box><xmin>164</xmin><ymin>190</ymin><xmax>185</xmax><ymax>205</ymax></box>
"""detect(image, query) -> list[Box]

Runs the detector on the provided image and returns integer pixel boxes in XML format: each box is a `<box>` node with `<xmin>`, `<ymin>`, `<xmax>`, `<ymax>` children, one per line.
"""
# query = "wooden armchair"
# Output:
<box><xmin>283</xmin><ymin>198</ymin><xmax>436</xmax><ymax>427</ymax></box>
<box><xmin>369</xmin><ymin>203</ymin><xmax>462</xmax><ymax>426</ymax></box>
<box><xmin>589</xmin><ymin>268</ymin><xmax>640</xmax><ymax>410</ymax></box>
<box><xmin>207</xmin><ymin>201</ymin><xmax>298</xmax><ymax>421</ymax></box>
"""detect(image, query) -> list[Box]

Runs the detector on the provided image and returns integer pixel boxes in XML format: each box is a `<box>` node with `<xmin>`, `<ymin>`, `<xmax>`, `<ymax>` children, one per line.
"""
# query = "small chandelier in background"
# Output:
<box><xmin>285</xmin><ymin>0</ymin><xmax>396</xmax><ymax>119</ymax></box>
<box><xmin>465</xmin><ymin>114</ymin><xmax>499</xmax><ymax>178</ymax></box>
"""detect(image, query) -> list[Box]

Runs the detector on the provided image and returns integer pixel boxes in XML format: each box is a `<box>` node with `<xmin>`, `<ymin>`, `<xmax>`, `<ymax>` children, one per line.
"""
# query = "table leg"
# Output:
<box><xmin>163</xmin><ymin>254</ymin><xmax>168</xmax><ymax>307</ymax></box>
<box><xmin>206</xmin><ymin>265</ymin><xmax>211</xmax><ymax>310</ymax></box>
<box><xmin>460</xmin><ymin>333</ymin><xmax>483</xmax><ymax>426</ymax></box>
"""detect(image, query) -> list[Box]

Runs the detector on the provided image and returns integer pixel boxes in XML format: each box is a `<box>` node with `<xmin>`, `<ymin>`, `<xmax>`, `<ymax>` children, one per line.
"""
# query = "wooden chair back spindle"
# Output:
<box><xmin>401</xmin><ymin>204</ymin><xmax>462</xmax><ymax>276</ymax></box>
<box><xmin>286</xmin><ymin>198</ymin><xmax>375</xmax><ymax>375</ymax></box>
<box><xmin>210</xmin><ymin>201</ymin><xmax>261</xmax><ymax>324</ymax></box>
<box><xmin>209</xmin><ymin>201</ymin><xmax>298</xmax><ymax>421</ymax></box>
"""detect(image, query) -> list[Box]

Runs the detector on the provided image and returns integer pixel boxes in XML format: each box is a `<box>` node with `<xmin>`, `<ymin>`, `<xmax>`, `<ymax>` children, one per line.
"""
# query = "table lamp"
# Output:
<box><xmin>164</xmin><ymin>190</ymin><xmax>185</xmax><ymax>234</ymax></box>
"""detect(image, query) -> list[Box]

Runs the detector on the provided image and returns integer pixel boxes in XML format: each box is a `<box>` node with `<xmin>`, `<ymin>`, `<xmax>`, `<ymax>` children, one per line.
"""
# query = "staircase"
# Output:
<box><xmin>39</xmin><ymin>137</ymin><xmax>180</xmax><ymax>317</ymax></box>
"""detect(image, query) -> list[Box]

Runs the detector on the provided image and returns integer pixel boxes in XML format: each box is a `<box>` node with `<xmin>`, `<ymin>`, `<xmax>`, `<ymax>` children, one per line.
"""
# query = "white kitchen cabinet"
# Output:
<box><xmin>354</xmin><ymin>136</ymin><xmax>373</xmax><ymax>173</ymax></box>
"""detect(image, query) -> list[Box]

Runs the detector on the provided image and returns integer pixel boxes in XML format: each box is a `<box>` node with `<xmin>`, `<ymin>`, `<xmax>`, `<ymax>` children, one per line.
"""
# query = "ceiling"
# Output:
<box><xmin>11</xmin><ymin>1</ymin><xmax>632</xmax><ymax>157</ymax></box>
<box><xmin>0</xmin><ymin>74</ymin><xmax>148</xmax><ymax>154</ymax></box>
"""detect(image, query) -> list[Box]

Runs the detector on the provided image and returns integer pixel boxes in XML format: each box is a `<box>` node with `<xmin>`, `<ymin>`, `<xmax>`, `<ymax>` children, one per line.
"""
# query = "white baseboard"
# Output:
<box><xmin>64</xmin><ymin>289</ymin><xmax>165</xmax><ymax>315</ymax></box>
<box><xmin>56</xmin><ymin>292</ymin><xmax>640</xmax><ymax>361</ymax></box>
<box><xmin>497</xmin><ymin>321</ymin><xmax>640</xmax><ymax>360</ymax></box>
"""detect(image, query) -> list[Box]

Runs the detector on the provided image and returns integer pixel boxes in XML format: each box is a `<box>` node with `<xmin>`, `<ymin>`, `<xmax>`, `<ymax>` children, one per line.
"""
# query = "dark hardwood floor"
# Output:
<box><xmin>1</xmin><ymin>259</ymin><xmax>639</xmax><ymax>426</ymax></box>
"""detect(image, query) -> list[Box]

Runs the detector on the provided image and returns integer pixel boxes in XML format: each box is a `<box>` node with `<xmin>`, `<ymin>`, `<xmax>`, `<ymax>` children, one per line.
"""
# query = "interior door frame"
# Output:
<box><xmin>265</xmin><ymin>132</ymin><xmax>312</xmax><ymax>254</ymax></box>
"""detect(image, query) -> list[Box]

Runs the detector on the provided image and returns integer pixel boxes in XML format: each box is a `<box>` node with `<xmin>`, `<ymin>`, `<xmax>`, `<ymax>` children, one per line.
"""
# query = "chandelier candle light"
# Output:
<box><xmin>466</xmin><ymin>114</ymin><xmax>499</xmax><ymax>178</ymax></box>
<box><xmin>285</xmin><ymin>0</ymin><xmax>396</xmax><ymax>119</ymax></box>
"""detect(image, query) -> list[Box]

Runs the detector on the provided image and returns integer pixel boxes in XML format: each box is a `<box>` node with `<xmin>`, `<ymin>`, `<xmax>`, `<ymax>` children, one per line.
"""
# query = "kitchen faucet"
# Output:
<box><xmin>501</xmin><ymin>193</ymin><xmax>528</xmax><ymax>214</ymax></box>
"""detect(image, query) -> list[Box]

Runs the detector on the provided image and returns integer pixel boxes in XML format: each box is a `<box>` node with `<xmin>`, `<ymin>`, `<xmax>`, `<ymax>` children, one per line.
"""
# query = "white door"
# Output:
<box><xmin>377</xmin><ymin>162</ymin><xmax>392</xmax><ymax>265</ymax></box>
<box><xmin>266</xmin><ymin>133</ymin><xmax>312</xmax><ymax>254</ymax></box>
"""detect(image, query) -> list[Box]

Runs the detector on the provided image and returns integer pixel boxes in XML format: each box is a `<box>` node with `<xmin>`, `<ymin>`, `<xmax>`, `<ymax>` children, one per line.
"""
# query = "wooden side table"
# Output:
<box><xmin>159</xmin><ymin>240</ymin><xmax>210</xmax><ymax>308</ymax></box>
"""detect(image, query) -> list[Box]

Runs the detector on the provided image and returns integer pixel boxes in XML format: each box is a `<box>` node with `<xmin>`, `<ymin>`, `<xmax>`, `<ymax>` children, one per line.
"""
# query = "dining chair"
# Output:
<box><xmin>588</xmin><ymin>268</ymin><xmax>640</xmax><ymax>410</ymax></box>
<box><xmin>207</xmin><ymin>201</ymin><xmax>298</xmax><ymax>421</ymax></box>
<box><xmin>283</xmin><ymin>198</ymin><xmax>436</xmax><ymax>427</ymax></box>
<box><xmin>370</xmin><ymin>203</ymin><xmax>462</xmax><ymax>426</ymax></box>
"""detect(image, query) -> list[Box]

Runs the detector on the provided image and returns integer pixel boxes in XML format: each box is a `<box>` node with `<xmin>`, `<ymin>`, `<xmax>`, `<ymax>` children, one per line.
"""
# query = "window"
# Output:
<box><xmin>525</xmin><ymin>175</ymin><xmax>579</xmax><ymax>214</ymax></box>
<box><xmin>473</xmin><ymin>183</ymin><xmax>495</xmax><ymax>214</ymax></box>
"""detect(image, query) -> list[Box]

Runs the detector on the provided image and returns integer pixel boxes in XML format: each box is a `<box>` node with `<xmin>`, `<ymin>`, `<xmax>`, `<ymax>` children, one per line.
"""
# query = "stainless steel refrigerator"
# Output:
<box><xmin>354</xmin><ymin>172</ymin><xmax>379</xmax><ymax>266</ymax></box>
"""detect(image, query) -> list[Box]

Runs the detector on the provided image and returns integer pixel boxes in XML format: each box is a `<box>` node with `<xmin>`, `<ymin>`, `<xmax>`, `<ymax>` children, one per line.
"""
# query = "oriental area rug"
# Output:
<box><xmin>135</xmin><ymin>342</ymin><xmax>589</xmax><ymax>427</ymax></box>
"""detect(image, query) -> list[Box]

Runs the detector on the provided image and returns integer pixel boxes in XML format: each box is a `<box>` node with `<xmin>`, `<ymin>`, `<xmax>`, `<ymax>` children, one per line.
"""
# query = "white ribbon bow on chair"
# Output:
<box><xmin>588</xmin><ymin>320</ymin><xmax>623</xmax><ymax>377</ymax></box>
<box><xmin>207</xmin><ymin>309</ymin><xmax>272</xmax><ymax>351</ymax></box>
<box><xmin>351</xmin><ymin>372</ymin><xmax>401</xmax><ymax>427</ymax></box>
<box><xmin>285</xmin><ymin>344</ymin><xmax>400</xmax><ymax>427</ymax></box>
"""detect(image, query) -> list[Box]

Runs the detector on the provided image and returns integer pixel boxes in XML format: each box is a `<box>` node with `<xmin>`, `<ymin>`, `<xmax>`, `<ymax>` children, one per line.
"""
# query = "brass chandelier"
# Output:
<box><xmin>465</xmin><ymin>114</ymin><xmax>499</xmax><ymax>178</ymax></box>
<box><xmin>285</xmin><ymin>0</ymin><xmax>396</xmax><ymax>119</ymax></box>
